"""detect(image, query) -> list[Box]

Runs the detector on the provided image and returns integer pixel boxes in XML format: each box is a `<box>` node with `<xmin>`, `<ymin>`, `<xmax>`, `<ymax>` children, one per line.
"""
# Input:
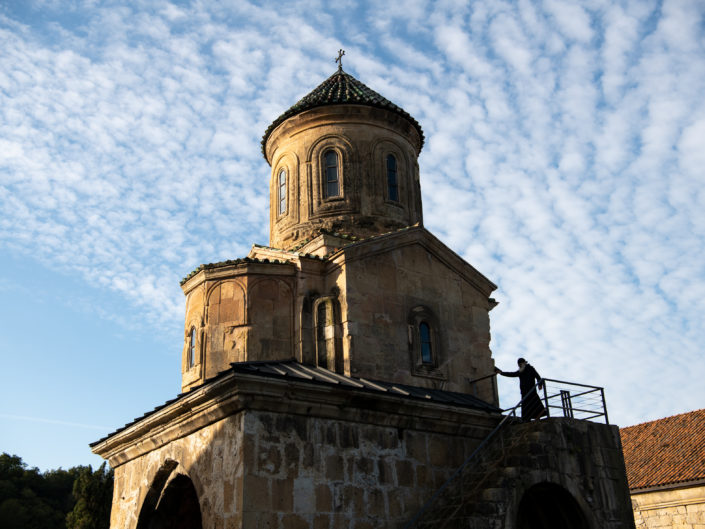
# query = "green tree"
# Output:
<box><xmin>0</xmin><ymin>453</ymin><xmax>76</xmax><ymax>529</ymax></box>
<box><xmin>66</xmin><ymin>463</ymin><xmax>113</xmax><ymax>529</ymax></box>
<box><xmin>0</xmin><ymin>453</ymin><xmax>113</xmax><ymax>529</ymax></box>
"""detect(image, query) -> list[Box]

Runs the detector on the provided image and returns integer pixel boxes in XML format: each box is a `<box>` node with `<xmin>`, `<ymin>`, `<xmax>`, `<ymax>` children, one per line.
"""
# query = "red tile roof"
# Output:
<box><xmin>620</xmin><ymin>408</ymin><xmax>705</xmax><ymax>490</ymax></box>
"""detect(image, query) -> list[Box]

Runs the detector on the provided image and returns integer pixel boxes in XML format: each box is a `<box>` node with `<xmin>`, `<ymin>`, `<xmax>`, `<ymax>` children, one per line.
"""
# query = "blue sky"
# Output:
<box><xmin>1</xmin><ymin>0</ymin><xmax>704</xmax><ymax>471</ymax></box>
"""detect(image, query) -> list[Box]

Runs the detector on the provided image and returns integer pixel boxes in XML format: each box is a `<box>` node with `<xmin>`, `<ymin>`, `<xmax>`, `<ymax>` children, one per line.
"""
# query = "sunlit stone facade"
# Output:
<box><xmin>93</xmin><ymin>66</ymin><xmax>635</xmax><ymax>529</ymax></box>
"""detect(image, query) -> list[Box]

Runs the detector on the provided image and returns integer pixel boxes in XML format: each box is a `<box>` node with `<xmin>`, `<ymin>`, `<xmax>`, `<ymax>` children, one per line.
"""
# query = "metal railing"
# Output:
<box><xmin>405</xmin><ymin>375</ymin><xmax>610</xmax><ymax>528</ymax></box>
<box><xmin>403</xmin><ymin>382</ymin><xmax>541</xmax><ymax>529</ymax></box>
<box><xmin>467</xmin><ymin>374</ymin><xmax>609</xmax><ymax>424</ymax></box>
<box><xmin>540</xmin><ymin>377</ymin><xmax>609</xmax><ymax>423</ymax></box>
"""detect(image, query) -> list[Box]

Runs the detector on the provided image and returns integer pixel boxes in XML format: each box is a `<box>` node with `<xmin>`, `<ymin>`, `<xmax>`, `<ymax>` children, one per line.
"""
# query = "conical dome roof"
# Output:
<box><xmin>261</xmin><ymin>68</ymin><xmax>424</xmax><ymax>157</ymax></box>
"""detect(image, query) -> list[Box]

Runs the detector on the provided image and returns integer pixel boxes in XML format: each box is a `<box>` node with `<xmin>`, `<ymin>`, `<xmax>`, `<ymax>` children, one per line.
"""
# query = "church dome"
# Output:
<box><xmin>261</xmin><ymin>67</ymin><xmax>425</xmax><ymax>158</ymax></box>
<box><xmin>262</xmin><ymin>65</ymin><xmax>425</xmax><ymax>250</ymax></box>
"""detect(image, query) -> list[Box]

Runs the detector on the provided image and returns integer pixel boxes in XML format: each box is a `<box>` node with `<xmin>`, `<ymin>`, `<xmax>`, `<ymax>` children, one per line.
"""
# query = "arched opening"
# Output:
<box><xmin>313</xmin><ymin>296</ymin><xmax>343</xmax><ymax>373</ymax></box>
<box><xmin>517</xmin><ymin>482</ymin><xmax>588</xmax><ymax>529</ymax></box>
<box><xmin>137</xmin><ymin>473</ymin><xmax>202</xmax><ymax>529</ymax></box>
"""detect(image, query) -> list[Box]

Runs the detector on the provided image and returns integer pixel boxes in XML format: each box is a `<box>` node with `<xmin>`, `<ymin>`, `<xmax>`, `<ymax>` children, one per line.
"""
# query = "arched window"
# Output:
<box><xmin>188</xmin><ymin>327</ymin><xmax>196</xmax><ymax>369</ymax></box>
<box><xmin>386</xmin><ymin>154</ymin><xmax>399</xmax><ymax>202</ymax></box>
<box><xmin>278</xmin><ymin>169</ymin><xmax>287</xmax><ymax>215</ymax></box>
<box><xmin>324</xmin><ymin>150</ymin><xmax>340</xmax><ymax>198</ymax></box>
<box><xmin>316</xmin><ymin>302</ymin><xmax>328</xmax><ymax>369</ymax></box>
<box><xmin>408</xmin><ymin>306</ymin><xmax>443</xmax><ymax>378</ymax></box>
<box><xmin>314</xmin><ymin>296</ymin><xmax>342</xmax><ymax>373</ymax></box>
<box><xmin>419</xmin><ymin>322</ymin><xmax>432</xmax><ymax>364</ymax></box>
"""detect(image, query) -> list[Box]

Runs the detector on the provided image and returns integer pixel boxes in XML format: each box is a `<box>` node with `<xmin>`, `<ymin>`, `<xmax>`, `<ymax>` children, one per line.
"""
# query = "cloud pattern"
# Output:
<box><xmin>1</xmin><ymin>0</ymin><xmax>704</xmax><ymax>427</ymax></box>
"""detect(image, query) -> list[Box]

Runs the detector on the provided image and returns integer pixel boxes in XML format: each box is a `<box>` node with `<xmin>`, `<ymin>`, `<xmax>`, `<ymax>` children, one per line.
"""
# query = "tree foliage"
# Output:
<box><xmin>0</xmin><ymin>453</ymin><xmax>113</xmax><ymax>529</ymax></box>
<box><xmin>66</xmin><ymin>463</ymin><xmax>113</xmax><ymax>529</ymax></box>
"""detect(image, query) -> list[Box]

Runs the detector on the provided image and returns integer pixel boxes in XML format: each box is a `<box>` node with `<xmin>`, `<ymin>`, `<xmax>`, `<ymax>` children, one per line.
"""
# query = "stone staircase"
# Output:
<box><xmin>410</xmin><ymin>421</ymin><xmax>557</xmax><ymax>529</ymax></box>
<box><xmin>406</xmin><ymin>416</ymin><xmax>635</xmax><ymax>529</ymax></box>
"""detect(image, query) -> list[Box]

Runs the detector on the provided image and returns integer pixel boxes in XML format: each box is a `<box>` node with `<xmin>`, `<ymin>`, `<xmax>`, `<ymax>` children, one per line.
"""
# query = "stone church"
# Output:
<box><xmin>92</xmin><ymin>60</ymin><xmax>636</xmax><ymax>529</ymax></box>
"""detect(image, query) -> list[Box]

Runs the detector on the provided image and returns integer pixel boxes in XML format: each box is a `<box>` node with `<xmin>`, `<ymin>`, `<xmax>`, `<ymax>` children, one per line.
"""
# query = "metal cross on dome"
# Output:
<box><xmin>335</xmin><ymin>49</ymin><xmax>345</xmax><ymax>70</ymax></box>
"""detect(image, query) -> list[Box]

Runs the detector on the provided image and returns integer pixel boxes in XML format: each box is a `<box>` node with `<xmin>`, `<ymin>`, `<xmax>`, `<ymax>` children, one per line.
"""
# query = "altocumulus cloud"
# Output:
<box><xmin>0</xmin><ymin>0</ymin><xmax>704</xmax><ymax>426</ymax></box>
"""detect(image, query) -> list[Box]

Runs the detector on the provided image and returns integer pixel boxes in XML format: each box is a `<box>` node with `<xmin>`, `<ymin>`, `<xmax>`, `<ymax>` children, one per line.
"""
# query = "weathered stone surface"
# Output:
<box><xmin>94</xmin><ymin>68</ymin><xmax>635</xmax><ymax>529</ymax></box>
<box><xmin>631</xmin><ymin>485</ymin><xmax>705</xmax><ymax>528</ymax></box>
<box><xmin>410</xmin><ymin>418</ymin><xmax>636</xmax><ymax>529</ymax></box>
<box><xmin>264</xmin><ymin>104</ymin><xmax>423</xmax><ymax>251</ymax></box>
<box><xmin>95</xmin><ymin>374</ymin><xmax>497</xmax><ymax>528</ymax></box>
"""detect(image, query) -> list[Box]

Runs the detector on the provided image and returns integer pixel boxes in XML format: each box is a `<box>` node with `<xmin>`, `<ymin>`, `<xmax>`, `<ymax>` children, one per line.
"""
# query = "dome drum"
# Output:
<box><xmin>266</xmin><ymin>104</ymin><xmax>423</xmax><ymax>250</ymax></box>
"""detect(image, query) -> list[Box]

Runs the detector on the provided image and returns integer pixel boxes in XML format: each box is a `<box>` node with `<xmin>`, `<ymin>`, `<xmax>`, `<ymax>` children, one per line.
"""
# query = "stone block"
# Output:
<box><xmin>313</xmin><ymin>514</ymin><xmax>330</xmax><ymax>529</ymax></box>
<box><xmin>396</xmin><ymin>460</ymin><xmax>414</xmax><ymax>487</ymax></box>
<box><xmin>224</xmin><ymin>512</ymin><xmax>242</xmax><ymax>529</ymax></box>
<box><xmin>368</xmin><ymin>487</ymin><xmax>387</xmax><ymax>517</ymax></box>
<box><xmin>316</xmin><ymin>483</ymin><xmax>333</xmax><ymax>512</ymax></box>
<box><xmin>415</xmin><ymin>463</ymin><xmax>429</xmax><ymax>488</ymax></box>
<box><xmin>272</xmin><ymin>477</ymin><xmax>294</xmax><ymax>511</ymax></box>
<box><xmin>377</xmin><ymin>458</ymin><xmax>394</xmax><ymax>484</ymax></box>
<box><xmin>405</xmin><ymin>432</ymin><xmax>427</xmax><ymax>463</ymax></box>
<box><xmin>280</xmin><ymin>513</ymin><xmax>309</xmax><ymax>529</ymax></box>
<box><xmin>342</xmin><ymin>485</ymin><xmax>366</xmax><ymax>517</ymax></box>
<box><xmin>275</xmin><ymin>414</ymin><xmax>308</xmax><ymax>442</ymax></box>
<box><xmin>283</xmin><ymin>442</ymin><xmax>299</xmax><ymax>472</ymax></box>
<box><xmin>245</xmin><ymin>475</ymin><xmax>271</xmax><ymax>511</ymax></box>
<box><xmin>388</xmin><ymin>489</ymin><xmax>404</xmax><ymax>518</ymax></box>
<box><xmin>325</xmin><ymin>454</ymin><xmax>345</xmax><ymax>481</ymax></box>
<box><xmin>292</xmin><ymin>476</ymin><xmax>314</xmax><ymax>513</ymax></box>
<box><xmin>429</xmin><ymin>437</ymin><xmax>450</xmax><ymax>467</ymax></box>
<box><xmin>302</xmin><ymin>442</ymin><xmax>315</xmax><ymax>470</ymax></box>
<box><xmin>340</xmin><ymin>424</ymin><xmax>360</xmax><ymax>448</ymax></box>
<box><xmin>257</xmin><ymin>444</ymin><xmax>282</xmax><ymax>475</ymax></box>
<box><xmin>329</xmin><ymin>513</ymin><xmax>348</xmax><ymax>529</ymax></box>
<box><xmin>355</xmin><ymin>457</ymin><xmax>374</xmax><ymax>477</ymax></box>
<box><xmin>224</xmin><ymin>479</ymin><xmax>235</xmax><ymax>513</ymax></box>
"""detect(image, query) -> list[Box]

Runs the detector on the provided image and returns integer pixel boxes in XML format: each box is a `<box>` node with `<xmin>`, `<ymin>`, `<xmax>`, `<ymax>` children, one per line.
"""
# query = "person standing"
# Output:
<box><xmin>495</xmin><ymin>358</ymin><xmax>546</xmax><ymax>421</ymax></box>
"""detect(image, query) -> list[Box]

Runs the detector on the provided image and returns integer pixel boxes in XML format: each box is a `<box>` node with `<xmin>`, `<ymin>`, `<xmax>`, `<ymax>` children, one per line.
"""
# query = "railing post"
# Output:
<box><xmin>542</xmin><ymin>381</ymin><xmax>550</xmax><ymax>418</ymax></box>
<box><xmin>492</xmin><ymin>374</ymin><xmax>498</xmax><ymax>406</ymax></box>
<box><xmin>560</xmin><ymin>390</ymin><xmax>573</xmax><ymax>418</ymax></box>
<box><xmin>601</xmin><ymin>387</ymin><xmax>609</xmax><ymax>424</ymax></box>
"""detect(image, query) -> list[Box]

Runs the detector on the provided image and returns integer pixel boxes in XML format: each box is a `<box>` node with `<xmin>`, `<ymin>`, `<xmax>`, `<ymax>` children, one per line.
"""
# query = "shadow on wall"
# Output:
<box><xmin>135</xmin><ymin>461</ymin><xmax>202</xmax><ymax>529</ymax></box>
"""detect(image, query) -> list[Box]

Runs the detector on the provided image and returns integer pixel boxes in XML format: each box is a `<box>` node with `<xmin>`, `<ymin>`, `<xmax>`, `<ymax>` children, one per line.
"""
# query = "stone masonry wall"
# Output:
<box><xmin>631</xmin><ymin>485</ymin><xmax>705</xmax><ymax>529</ymax></box>
<box><xmin>109</xmin><ymin>413</ymin><xmax>245</xmax><ymax>529</ymax></box>
<box><xmin>343</xmin><ymin>241</ymin><xmax>496</xmax><ymax>400</ymax></box>
<box><xmin>239</xmin><ymin>409</ymin><xmax>493</xmax><ymax>529</ymax></box>
<box><xmin>412</xmin><ymin>418</ymin><xmax>636</xmax><ymax>529</ymax></box>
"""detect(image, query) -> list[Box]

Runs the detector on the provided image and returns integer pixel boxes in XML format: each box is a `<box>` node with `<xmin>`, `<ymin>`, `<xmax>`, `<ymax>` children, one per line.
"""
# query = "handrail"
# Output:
<box><xmin>403</xmin><ymin>380</ymin><xmax>542</xmax><ymax>529</ymax></box>
<box><xmin>404</xmin><ymin>376</ymin><xmax>610</xmax><ymax>528</ymax></box>
<box><xmin>465</xmin><ymin>372</ymin><xmax>498</xmax><ymax>399</ymax></box>
<box><xmin>465</xmin><ymin>373</ymin><xmax>496</xmax><ymax>385</ymax></box>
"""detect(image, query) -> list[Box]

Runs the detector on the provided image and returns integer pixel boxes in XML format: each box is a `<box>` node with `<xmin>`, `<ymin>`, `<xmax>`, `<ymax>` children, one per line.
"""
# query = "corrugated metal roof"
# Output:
<box><xmin>92</xmin><ymin>360</ymin><xmax>499</xmax><ymax>446</ymax></box>
<box><xmin>230</xmin><ymin>360</ymin><xmax>499</xmax><ymax>411</ymax></box>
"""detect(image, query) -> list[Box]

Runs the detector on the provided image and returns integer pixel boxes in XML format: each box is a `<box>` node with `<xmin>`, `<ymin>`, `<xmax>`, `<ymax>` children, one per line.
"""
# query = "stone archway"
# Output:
<box><xmin>137</xmin><ymin>473</ymin><xmax>202</xmax><ymax>529</ymax></box>
<box><xmin>517</xmin><ymin>482</ymin><xmax>589</xmax><ymax>529</ymax></box>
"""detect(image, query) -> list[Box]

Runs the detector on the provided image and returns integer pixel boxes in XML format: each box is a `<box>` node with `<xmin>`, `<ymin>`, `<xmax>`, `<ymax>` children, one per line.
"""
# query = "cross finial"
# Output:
<box><xmin>335</xmin><ymin>49</ymin><xmax>345</xmax><ymax>71</ymax></box>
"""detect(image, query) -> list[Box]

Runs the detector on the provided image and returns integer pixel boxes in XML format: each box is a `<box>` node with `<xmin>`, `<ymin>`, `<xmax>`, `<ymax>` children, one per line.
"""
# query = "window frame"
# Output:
<box><xmin>419</xmin><ymin>321</ymin><xmax>433</xmax><ymax>364</ymax></box>
<box><xmin>386</xmin><ymin>153</ymin><xmax>399</xmax><ymax>202</ymax></box>
<box><xmin>408</xmin><ymin>306</ymin><xmax>445</xmax><ymax>379</ymax></box>
<box><xmin>323</xmin><ymin>150</ymin><xmax>341</xmax><ymax>199</ymax></box>
<box><xmin>187</xmin><ymin>326</ymin><xmax>197</xmax><ymax>369</ymax></box>
<box><xmin>277</xmin><ymin>168</ymin><xmax>287</xmax><ymax>216</ymax></box>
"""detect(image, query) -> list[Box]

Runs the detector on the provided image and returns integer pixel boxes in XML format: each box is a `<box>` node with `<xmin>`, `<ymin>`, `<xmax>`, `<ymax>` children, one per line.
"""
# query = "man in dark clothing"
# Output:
<box><xmin>495</xmin><ymin>358</ymin><xmax>546</xmax><ymax>421</ymax></box>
